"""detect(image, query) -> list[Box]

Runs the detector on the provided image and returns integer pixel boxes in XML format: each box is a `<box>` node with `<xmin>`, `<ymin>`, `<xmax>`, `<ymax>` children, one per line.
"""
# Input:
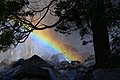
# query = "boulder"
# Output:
<box><xmin>12</xmin><ymin>64</ymin><xmax>51</xmax><ymax>80</ymax></box>
<box><xmin>0</xmin><ymin>55</ymin><xmax>52</xmax><ymax>80</ymax></box>
<box><xmin>15</xmin><ymin>55</ymin><xmax>54</xmax><ymax>69</ymax></box>
<box><xmin>93</xmin><ymin>69</ymin><xmax>120</xmax><ymax>80</ymax></box>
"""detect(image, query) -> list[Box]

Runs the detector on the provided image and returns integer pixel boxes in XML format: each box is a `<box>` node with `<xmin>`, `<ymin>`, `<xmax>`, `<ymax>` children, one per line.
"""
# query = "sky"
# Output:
<box><xmin>0</xmin><ymin>28</ymin><xmax>94</xmax><ymax>63</ymax></box>
<box><xmin>0</xmin><ymin>0</ymin><xmax>94</xmax><ymax>64</ymax></box>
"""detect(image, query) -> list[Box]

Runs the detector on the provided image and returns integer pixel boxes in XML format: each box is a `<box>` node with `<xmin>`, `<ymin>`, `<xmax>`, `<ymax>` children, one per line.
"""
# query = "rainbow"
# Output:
<box><xmin>30</xmin><ymin>29</ymin><xmax>83</xmax><ymax>62</ymax></box>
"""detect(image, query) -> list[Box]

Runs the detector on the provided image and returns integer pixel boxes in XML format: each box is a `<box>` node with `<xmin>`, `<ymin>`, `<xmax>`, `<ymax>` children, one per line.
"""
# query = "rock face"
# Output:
<box><xmin>1</xmin><ymin>54</ymin><xmax>120</xmax><ymax>80</ymax></box>
<box><xmin>93</xmin><ymin>69</ymin><xmax>120</xmax><ymax>80</ymax></box>
<box><xmin>13</xmin><ymin>55</ymin><xmax>54</xmax><ymax>69</ymax></box>
<box><xmin>0</xmin><ymin>55</ymin><xmax>53</xmax><ymax>80</ymax></box>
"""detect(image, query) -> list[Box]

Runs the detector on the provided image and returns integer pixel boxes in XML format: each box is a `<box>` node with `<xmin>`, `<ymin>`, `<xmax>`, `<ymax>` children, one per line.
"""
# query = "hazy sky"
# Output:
<box><xmin>0</xmin><ymin>0</ymin><xmax>94</xmax><ymax>63</ymax></box>
<box><xmin>0</xmin><ymin>28</ymin><xmax>94</xmax><ymax>63</ymax></box>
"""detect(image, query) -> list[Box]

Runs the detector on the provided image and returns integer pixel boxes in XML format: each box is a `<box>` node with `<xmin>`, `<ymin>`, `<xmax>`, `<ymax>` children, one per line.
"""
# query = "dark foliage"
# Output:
<box><xmin>0</xmin><ymin>0</ymin><xmax>62</xmax><ymax>52</ymax></box>
<box><xmin>107</xmin><ymin>53</ymin><xmax>120</xmax><ymax>68</ymax></box>
<box><xmin>0</xmin><ymin>0</ymin><xmax>32</xmax><ymax>52</ymax></box>
<box><xmin>55</xmin><ymin>0</ymin><xmax>120</xmax><ymax>48</ymax></box>
<box><xmin>54</xmin><ymin>0</ymin><xmax>120</xmax><ymax>68</ymax></box>
<box><xmin>0</xmin><ymin>0</ymin><xmax>119</xmax><ymax>68</ymax></box>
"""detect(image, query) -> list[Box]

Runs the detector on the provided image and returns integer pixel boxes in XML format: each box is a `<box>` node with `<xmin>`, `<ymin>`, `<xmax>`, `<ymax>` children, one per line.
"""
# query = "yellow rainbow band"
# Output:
<box><xmin>30</xmin><ymin>30</ymin><xmax>83</xmax><ymax>62</ymax></box>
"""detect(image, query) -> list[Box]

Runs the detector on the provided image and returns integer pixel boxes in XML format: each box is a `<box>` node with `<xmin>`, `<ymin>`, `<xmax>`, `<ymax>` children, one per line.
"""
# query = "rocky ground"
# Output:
<box><xmin>0</xmin><ymin>55</ymin><xmax>120</xmax><ymax>80</ymax></box>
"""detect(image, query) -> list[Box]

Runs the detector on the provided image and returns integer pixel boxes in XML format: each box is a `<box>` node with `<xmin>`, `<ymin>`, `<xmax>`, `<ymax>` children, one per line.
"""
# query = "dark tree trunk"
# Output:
<box><xmin>92</xmin><ymin>0</ymin><xmax>111</xmax><ymax>68</ymax></box>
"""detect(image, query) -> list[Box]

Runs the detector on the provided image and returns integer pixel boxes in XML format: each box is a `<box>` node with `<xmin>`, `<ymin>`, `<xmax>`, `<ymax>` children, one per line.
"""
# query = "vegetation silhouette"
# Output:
<box><xmin>0</xmin><ymin>0</ymin><xmax>119</xmax><ymax>68</ymax></box>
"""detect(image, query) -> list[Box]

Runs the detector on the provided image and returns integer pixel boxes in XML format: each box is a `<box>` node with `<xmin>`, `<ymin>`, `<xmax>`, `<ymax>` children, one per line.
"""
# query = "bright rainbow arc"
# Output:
<box><xmin>30</xmin><ymin>29</ymin><xmax>83</xmax><ymax>62</ymax></box>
